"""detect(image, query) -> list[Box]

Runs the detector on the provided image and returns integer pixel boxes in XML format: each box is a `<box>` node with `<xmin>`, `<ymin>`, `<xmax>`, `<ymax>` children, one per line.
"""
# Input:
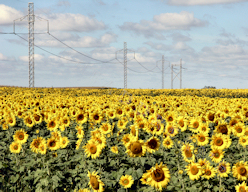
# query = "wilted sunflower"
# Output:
<box><xmin>13</xmin><ymin>129</ymin><xmax>28</xmax><ymax>144</ymax></box>
<box><xmin>119</xmin><ymin>175</ymin><xmax>134</xmax><ymax>189</ymax></box>
<box><xmin>201</xmin><ymin>165</ymin><xmax>216</xmax><ymax>180</ymax></box>
<box><xmin>145</xmin><ymin>162</ymin><xmax>171</xmax><ymax>191</ymax></box>
<box><xmin>232</xmin><ymin>161</ymin><xmax>248</xmax><ymax>181</ymax></box>
<box><xmin>209</xmin><ymin>148</ymin><xmax>225</xmax><ymax>163</ymax></box>
<box><xmin>165</xmin><ymin>123</ymin><xmax>179</xmax><ymax>137</ymax></box>
<box><xmin>145</xmin><ymin>136</ymin><xmax>161</xmax><ymax>153</ymax></box>
<box><xmin>162</xmin><ymin>137</ymin><xmax>174</xmax><ymax>149</ymax></box>
<box><xmin>181</xmin><ymin>143</ymin><xmax>195</xmax><ymax>163</ymax></box>
<box><xmin>47</xmin><ymin>137</ymin><xmax>60</xmax><ymax>151</ymax></box>
<box><xmin>84</xmin><ymin>139</ymin><xmax>102</xmax><ymax>159</ymax></box>
<box><xmin>215</xmin><ymin>123</ymin><xmax>231</xmax><ymax>135</ymax></box>
<box><xmin>87</xmin><ymin>171</ymin><xmax>105</xmax><ymax>192</ymax></box>
<box><xmin>235</xmin><ymin>181</ymin><xmax>248</xmax><ymax>192</ymax></box>
<box><xmin>126</xmin><ymin>138</ymin><xmax>146</xmax><ymax>158</ymax></box>
<box><xmin>9</xmin><ymin>141</ymin><xmax>22</xmax><ymax>153</ymax></box>
<box><xmin>216</xmin><ymin>160</ymin><xmax>231</xmax><ymax>178</ymax></box>
<box><xmin>30</xmin><ymin>136</ymin><xmax>46</xmax><ymax>154</ymax></box>
<box><xmin>185</xmin><ymin>162</ymin><xmax>202</xmax><ymax>181</ymax></box>
<box><xmin>60</xmin><ymin>136</ymin><xmax>70</xmax><ymax>149</ymax></box>
<box><xmin>24</xmin><ymin>116</ymin><xmax>35</xmax><ymax>128</ymax></box>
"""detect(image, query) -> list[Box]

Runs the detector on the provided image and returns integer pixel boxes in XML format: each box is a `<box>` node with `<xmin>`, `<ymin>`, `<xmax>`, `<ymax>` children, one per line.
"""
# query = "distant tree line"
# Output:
<box><xmin>202</xmin><ymin>86</ymin><xmax>216</xmax><ymax>89</ymax></box>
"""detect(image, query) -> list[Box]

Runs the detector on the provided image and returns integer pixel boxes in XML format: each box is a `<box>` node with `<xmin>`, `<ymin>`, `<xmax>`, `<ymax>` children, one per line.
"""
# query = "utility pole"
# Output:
<box><xmin>13</xmin><ymin>2</ymin><xmax>49</xmax><ymax>88</ymax></box>
<box><xmin>171</xmin><ymin>59</ymin><xmax>182</xmax><ymax>89</ymax></box>
<box><xmin>115</xmin><ymin>42</ymin><xmax>134</xmax><ymax>89</ymax></box>
<box><xmin>28</xmin><ymin>2</ymin><xmax>35</xmax><ymax>88</ymax></box>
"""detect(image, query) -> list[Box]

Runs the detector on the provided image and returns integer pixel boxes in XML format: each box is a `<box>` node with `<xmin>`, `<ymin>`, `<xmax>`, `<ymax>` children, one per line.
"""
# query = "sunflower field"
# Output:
<box><xmin>1</xmin><ymin>87</ymin><xmax>248</xmax><ymax>192</ymax></box>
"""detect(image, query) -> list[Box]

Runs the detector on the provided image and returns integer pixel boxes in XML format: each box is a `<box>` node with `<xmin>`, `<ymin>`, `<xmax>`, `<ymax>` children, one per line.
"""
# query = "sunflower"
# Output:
<box><xmin>106</xmin><ymin>109</ymin><xmax>116</xmax><ymax>120</ymax></box>
<box><xmin>47</xmin><ymin>137</ymin><xmax>60</xmax><ymax>151</ymax></box>
<box><xmin>76</xmin><ymin>125</ymin><xmax>85</xmax><ymax>139</ymax></box>
<box><xmin>60</xmin><ymin>115</ymin><xmax>70</xmax><ymax>130</ymax></box>
<box><xmin>181</xmin><ymin>143</ymin><xmax>195</xmax><ymax>163</ymax></box>
<box><xmin>24</xmin><ymin>115</ymin><xmax>35</xmax><ymax>128</ymax></box>
<box><xmin>119</xmin><ymin>175</ymin><xmax>134</xmax><ymax>189</ymax></box>
<box><xmin>126</xmin><ymin>138</ymin><xmax>146</xmax><ymax>158</ymax></box>
<box><xmin>206</xmin><ymin>111</ymin><xmax>215</xmax><ymax>122</ymax></box>
<box><xmin>115</xmin><ymin>106</ymin><xmax>125</xmax><ymax>119</ymax></box>
<box><xmin>239</xmin><ymin>136</ymin><xmax>248</xmax><ymax>147</ymax></box>
<box><xmin>92</xmin><ymin>135</ymin><xmax>106</xmax><ymax>150</ymax></box>
<box><xmin>198</xmin><ymin>158</ymin><xmax>210</xmax><ymax>168</ymax></box>
<box><xmin>146</xmin><ymin>121</ymin><xmax>164</xmax><ymax>135</ymax></box>
<box><xmin>189</xmin><ymin>117</ymin><xmax>202</xmax><ymax>133</ymax></box>
<box><xmin>60</xmin><ymin>136</ymin><xmax>70</xmax><ymax>149</ymax></box>
<box><xmin>210</xmin><ymin>133</ymin><xmax>227</xmax><ymax>150</ymax></box>
<box><xmin>39</xmin><ymin>143</ymin><xmax>47</xmax><ymax>155</ymax></box>
<box><xmin>47</xmin><ymin>118</ymin><xmax>59</xmax><ymax>132</ymax></box>
<box><xmin>201</xmin><ymin>165</ymin><xmax>216</xmax><ymax>180</ymax></box>
<box><xmin>185</xmin><ymin>162</ymin><xmax>202</xmax><ymax>181</ymax></box>
<box><xmin>177</xmin><ymin>116</ymin><xmax>188</xmax><ymax>132</ymax></box>
<box><xmin>89</xmin><ymin>110</ymin><xmax>103</xmax><ymax>124</ymax></box>
<box><xmin>232</xmin><ymin>122</ymin><xmax>246</xmax><ymax>137</ymax></box>
<box><xmin>195</xmin><ymin>132</ymin><xmax>209</xmax><ymax>146</ymax></box>
<box><xmin>30</xmin><ymin>137</ymin><xmax>46</xmax><ymax>154</ymax></box>
<box><xmin>216</xmin><ymin>161</ymin><xmax>231</xmax><ymax>178</ymax></box>
<box><xmin>75</xmin><ymin>111</ymin><xmax>88</xmax><ymax>125</ymax></box>
<box><xmin>13</xmin><ymin>129</ymin><xmax>28</xmax><ymax>144</ymax></box>
<box><xmin>117</xmin><ymin>119</ymin><xmax>128</xmax><ymax>130</ymax></box>
<box><xmin>229</xmin><ymin>118</ymin><xmax>239</xmax><ymax>129</ymax></box>
<box><xmin>144</xmin><ymin>162</ymin><xmax>171</xmax><ymax>191</ymax></box>
<box><xmin>84</xmin><ymin>139</ymin><xmax>102</xmax><ymax>159</ymax></box>
<box><xmin>235</xmin><ymin>181</ymin><xmax>248</xmax><ymax>192</ymax></box>
<box><xmin>33</xmin><ymin>113</ymin><xmax>43</xmax><ymax>125</ymax></box>
<box><xmin>99</xmin><ymin>122</ymin><xmax>113</xmax><ymax>135</ymax></box>
<box><xmin>145</xmin><ymin>136</ymin><xmax>161</xmax><ymax>153</ymax></box>
<box><xmin>9</xmin><ymin>141</ymin><xmax>22</xmax><ymax>153</ymax></box>
<box><xmin>111</xmin><ymin>146</ymin><xmax>118</xmax><ymax>154</ymax></box>
<box><xmin>162</xmin><ymin>137</ymin><xmax>174</xmax><ymax>149</ymax></box>
<box><xmin>87</xmin><ymin>171</ymin><xmax>105</xmax><ymax>192</ymax></box>
<box><xmin>6</xmin><ymin>114</ymin><xmax>16</xmax><ymax>127</ymax></box>
<box><xmin>130</xmin><ymin>124</ymin><xmax>138</xmax><ymax>137</ymax></box>
<box><xmin>198</xmin><ymin>123</ymin><xmax>210</xmax><ymax>134</ymax></box>
<box><xmin>165</xmin><ymin>111</ymin><xmax>176</xmax><ymax>124</ymax></box>
<box><xmin>232</xmin><ymin>161</ymin><xmax>248</xmax><ymax>181</ymax></box>
<box><xmin>214</xmin><ymin>122</ymin><xmax>231</xmax><ymax>135</ymax></box>
<box><xmin>209</xmin><ymin>148</ymin><xmax>225</xmax><ymax>163</ymax></box>
<box><xmin>121</xmin><ymin>134</ymin><xmax>135</xmax><ymax>147</ymax></box>
<box><xmin>164</xmin><ymin>123</ymin><xmax>179</xmax><ymax>137</ymax></box>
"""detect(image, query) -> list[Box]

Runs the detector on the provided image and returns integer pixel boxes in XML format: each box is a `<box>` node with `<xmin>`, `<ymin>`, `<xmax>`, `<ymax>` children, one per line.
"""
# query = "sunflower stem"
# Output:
<box><xmin>15</xmin><ymin>153</ymin><xmax>19</xmax><ymax>166</ymax></box>
<box><xmin>219</xmin><ymin>176</ymin><xmax>222</xmax><ymax>192</ymax></box>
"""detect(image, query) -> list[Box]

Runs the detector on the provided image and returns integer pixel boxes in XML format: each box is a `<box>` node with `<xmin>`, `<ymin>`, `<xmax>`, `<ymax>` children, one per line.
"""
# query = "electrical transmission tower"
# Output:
<box><xmin>13</xmin><ymin>2</ymin><xmax>49</xmax><ymax>88</ymax></box>
<box><xmin>115</xmin><ymin>42</ymin><xmax>134</xmax><ymax>89</ymax></box>
<box><xmin>171</xmin><ymin>59</ymin><xmax>182</xmax><ymax>89</ymax></box>
<box><xmin>156</xmin><ymin>55</ymin><xmax>170</xmax><ymax>89</ymax></box>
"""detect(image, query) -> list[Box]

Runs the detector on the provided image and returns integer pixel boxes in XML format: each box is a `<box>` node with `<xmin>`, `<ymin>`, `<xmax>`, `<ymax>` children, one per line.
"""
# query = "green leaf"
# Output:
<box><xmin>140</xmin><ymin>157</ymin><xmax>146</xmax><ymax>166</ymax></box>
<box><xmin>110</xmin><ymin>160</ymin><xmax>116</xmax><ymax>166</ymax></box>
<box><xmin>52</xmin><ymin>175</ymin><xmax>60</xmax><ymax>183</ymax></box>
<box><xmin>40</xmin><ymin>178</ymin><xmax>49</xmax><ymax>186</ymax></box>
<box><xmin>125</xmin><ymin>167</ymin><xmax>133</xmax><ymax>175</ymax></box>
<box><xmin>136</xmin><ymin>168</ymin><xmax>143</xmax><ymax>178</ymax></box>
<box><xmin>10</xmin><ymin>174</ymin><xmax>19</xmax><ymax>183</ymax></box>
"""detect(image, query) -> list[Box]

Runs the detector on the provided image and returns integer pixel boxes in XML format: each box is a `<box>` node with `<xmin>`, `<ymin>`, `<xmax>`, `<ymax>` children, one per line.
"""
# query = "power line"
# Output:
<box><xmin>15</xmin><ymin>33</ymin><xmax>119</xmax><ymax>65</ymax></box>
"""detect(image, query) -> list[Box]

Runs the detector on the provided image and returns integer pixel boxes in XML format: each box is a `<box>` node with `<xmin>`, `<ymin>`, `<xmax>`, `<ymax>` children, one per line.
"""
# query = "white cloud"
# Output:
<box><xmin>0</xmin><ymin>4</ymin><xmax>24</xmax><ymax>25</ymax></box>
<box><xmin>19</xmin><ymin>54</ymin><xmax>44</xmax><ymax>62</ymax></box>
<box><xmin>0</xmin><ymin>53</ymin><xmax>8</xmax><ymax>60</ymax></box>
<box><xmin>119</xmin><ymin>11</ymin><xmax>207</xmax><ymax>39</ymax></box>
<box><xmin>37</xmin><ymin>13</ymin><xmax>106</xmax><ymax>32</ymax></box>
<box><xmin>166</xmin><ymin>0</ymin><xmax>248</xmax><ymax>6</ymax></box>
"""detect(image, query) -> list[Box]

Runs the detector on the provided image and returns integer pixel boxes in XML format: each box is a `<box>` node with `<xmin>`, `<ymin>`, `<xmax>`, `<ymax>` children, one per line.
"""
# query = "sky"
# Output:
<box><xmin>1</xmin><ymin>0</ymin><xmax>248</xmax><ymax>89</ymax></box>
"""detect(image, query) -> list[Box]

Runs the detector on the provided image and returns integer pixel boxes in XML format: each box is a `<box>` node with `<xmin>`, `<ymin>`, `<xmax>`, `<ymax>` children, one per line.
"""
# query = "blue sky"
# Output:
<box><xmin>1</xmin><ymin>0</ymin><xmax>248</xmax><ymax>89</ymax></box>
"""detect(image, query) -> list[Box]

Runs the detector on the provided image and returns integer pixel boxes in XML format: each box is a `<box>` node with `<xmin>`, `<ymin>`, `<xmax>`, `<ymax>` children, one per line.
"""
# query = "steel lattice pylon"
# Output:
<box><xmin>28</xmin><ymin>2</ymin><xmax>35</xmax><ymax>88</ymax></box>
<box><xmin>124</xmin><ymin>42</ymin><xmax>127</xmax><ymax>89</ymax></box>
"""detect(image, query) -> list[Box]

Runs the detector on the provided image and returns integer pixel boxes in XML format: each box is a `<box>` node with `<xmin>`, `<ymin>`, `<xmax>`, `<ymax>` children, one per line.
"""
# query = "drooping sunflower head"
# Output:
<box><xmin>87</xmin><ymin>171</ymin><xmax>104</xmax><ymax>191</ymax></box>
